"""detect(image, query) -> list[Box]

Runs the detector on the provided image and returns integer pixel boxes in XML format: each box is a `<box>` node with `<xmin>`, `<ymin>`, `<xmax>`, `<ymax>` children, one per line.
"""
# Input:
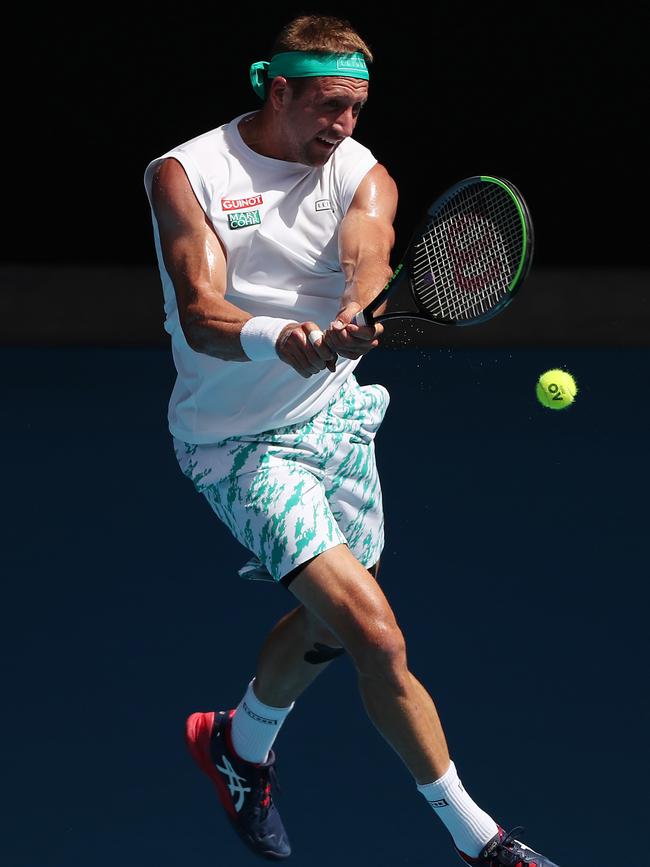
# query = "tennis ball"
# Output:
<box><xmin>536</xmin><ymin>369</ymin><xmax>578</xmax><ymax>410</ymax></box>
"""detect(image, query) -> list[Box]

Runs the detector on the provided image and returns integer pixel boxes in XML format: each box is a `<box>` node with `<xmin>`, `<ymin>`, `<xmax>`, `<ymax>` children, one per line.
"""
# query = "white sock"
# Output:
<box><xmin>416</xmin><ymin>760</ymin><xmax>499</xmax><ymax>858</ymax></box>
<box><xmin>230</xmin><ymin>678</ymin><xmax>295</xmax><ymax>764</ymax></box>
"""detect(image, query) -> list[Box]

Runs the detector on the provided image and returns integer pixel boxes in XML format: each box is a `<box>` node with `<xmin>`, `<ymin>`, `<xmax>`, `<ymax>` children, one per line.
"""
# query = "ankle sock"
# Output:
<box><xmin>230</xmin><ymin>678</ymin><xmax>295</xmax><ymax>764</ymax></box>
<box><xmin>416</xmin><ymin>760</ymin><xmax>499</xmax><ymax>857</ymax></box>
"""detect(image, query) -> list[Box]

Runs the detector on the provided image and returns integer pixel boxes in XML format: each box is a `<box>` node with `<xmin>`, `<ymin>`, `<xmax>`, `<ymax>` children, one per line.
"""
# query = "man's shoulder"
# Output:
<box><xmin>161</xmin><ymin>122</ymin><xmax>229</xmax><ymax>160</ymax></box>
<box><xmin>329</xmin><ymin>136</ymin><xmax>378</xmax><ymax>183</ymax></box>
<box><xmin>337</xmin><ymin>135</ymin><xmax>375</xmax><ymax>160</ymax></box>
<box><xmin>150</xmin><ymin>111</ymin><xmax>252</xmax><ymax>165</ymax></box>
<box><xmin>144</xmin><ymin>117</ymin><xmax>242</xmax><ymax>194</ymax></box>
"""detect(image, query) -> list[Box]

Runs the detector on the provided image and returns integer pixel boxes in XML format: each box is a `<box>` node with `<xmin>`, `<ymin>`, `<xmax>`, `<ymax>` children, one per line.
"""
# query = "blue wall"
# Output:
<box><xmin>2</xmin><ymin>346</ymin><xmax>647</xmax><ymax>866</ymax></box>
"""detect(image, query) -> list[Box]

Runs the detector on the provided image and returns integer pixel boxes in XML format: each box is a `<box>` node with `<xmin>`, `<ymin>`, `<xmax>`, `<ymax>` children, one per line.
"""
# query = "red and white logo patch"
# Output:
<box><xmin>221</xmin><ymin>194</ymin><xmax>263</xmax><ymax>211</ymax></box>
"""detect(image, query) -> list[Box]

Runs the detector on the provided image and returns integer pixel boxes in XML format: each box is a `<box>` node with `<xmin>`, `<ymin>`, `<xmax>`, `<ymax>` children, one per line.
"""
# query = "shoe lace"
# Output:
<box><xmin>253</xmin><ymin>763</ymin><xmax>282</xmax><ymax>820</ymax></box>
<box><xmin>492</xmin><ymin>827</ymin><xmax>528</xmax><ymax>866</ymax></box>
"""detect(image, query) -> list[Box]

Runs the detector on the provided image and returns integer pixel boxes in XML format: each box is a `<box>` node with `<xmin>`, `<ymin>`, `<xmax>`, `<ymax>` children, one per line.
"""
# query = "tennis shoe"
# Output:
<box><xmin>456</xmin><ymin>825</ymin><xmax>560</xmax><ymax>866</ymax></box>
<box><xmin>186</xmin><ymin>709</ymin><xmax>291</xmax><ymax>860</ymax></box>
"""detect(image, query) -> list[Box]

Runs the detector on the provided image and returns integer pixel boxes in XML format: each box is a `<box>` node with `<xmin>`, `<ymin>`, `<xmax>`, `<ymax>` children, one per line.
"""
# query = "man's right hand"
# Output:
<box><xmin>276</xmin><ymin>321</ymin><xmax>338</xmax><ymax>378</ymax></box>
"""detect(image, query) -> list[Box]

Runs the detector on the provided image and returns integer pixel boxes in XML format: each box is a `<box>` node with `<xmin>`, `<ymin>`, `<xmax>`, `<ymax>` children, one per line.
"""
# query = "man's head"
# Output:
<box><xmin>249</xmin><ymin>15</ymin><xmax>373</xmax><ymax>166</ymax></box>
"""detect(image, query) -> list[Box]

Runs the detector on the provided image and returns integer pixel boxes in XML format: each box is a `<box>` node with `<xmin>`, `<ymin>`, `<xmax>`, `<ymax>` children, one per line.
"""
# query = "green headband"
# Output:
<box><xmin>249</xmin><ymin>51</ymin><xmax>369</xmax><ymax>100</ymax></box>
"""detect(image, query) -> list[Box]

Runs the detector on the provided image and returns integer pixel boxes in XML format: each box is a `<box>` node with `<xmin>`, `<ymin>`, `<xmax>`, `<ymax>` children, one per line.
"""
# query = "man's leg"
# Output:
<box><xmin>265</xmin><ymin>544</ymin><xmax>450</xmax><ymax>783</ymax></box>
<box><xmin>271</xmin><ymin>543</ymin><xmax>508</xmax><ymax>862</ymax></box>
<box><xmin>228</xmin><ymin>560</ymin><xmax>378</xmax><ymax>761</ymax></box>
<box><xmin>253</xmin><ymin>559</ymin><xmax>379</xmax><ymax>707</ymax></box>
<box><xmin>252</xmin><ymin>604</ymin><xmax>344</xmax><ymax>707</ymax></box>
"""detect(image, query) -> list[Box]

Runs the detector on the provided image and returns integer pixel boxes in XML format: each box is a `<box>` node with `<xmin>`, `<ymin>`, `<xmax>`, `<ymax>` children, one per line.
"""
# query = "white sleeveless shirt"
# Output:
<box><xmin>144</xmin><ymin>112</ymin><xmax>377</xmax><ymax>443</ymax></box>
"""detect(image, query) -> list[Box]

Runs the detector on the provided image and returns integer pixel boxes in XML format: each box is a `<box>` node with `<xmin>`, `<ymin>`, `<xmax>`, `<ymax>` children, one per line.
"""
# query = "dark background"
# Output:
<box><xmin>6</xmin><ymin>4</ymin><xmax>649</xmax><ymax>267</ymax></box>
<box><xmin>3</xmin><ymin>6</ymin><xmax>649</xmax><ymax>867</ymax></box>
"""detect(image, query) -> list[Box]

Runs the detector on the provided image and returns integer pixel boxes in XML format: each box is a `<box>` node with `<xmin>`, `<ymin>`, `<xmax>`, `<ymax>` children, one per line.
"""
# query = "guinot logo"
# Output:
<box><xmin>221</xmin><ymin>194</ymin><xmax>264</xmax><ymax>211</ymax></box>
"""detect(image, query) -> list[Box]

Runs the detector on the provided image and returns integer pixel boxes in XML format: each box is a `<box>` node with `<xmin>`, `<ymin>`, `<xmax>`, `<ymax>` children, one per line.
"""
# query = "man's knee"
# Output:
<box><xmin>312</xmin><ymin>596</ymin><xmax>405</xmax><ymax>679</ymax></box>
<box><xmin>354</xmin><ymin>621</ymin><xmax>407</xmax><ymax>680</ymax></box>
<box><xmin>290</xmin><ymin>546</ymin><xmax>400</xmax><ymax>675</ymax></box>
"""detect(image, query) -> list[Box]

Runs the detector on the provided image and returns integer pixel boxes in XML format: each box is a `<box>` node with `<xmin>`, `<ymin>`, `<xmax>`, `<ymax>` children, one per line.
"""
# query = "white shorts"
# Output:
<box><xmin>172</xmin><ymin>374</ymin><xmax>390</xmax><ymax>589</ymax></box>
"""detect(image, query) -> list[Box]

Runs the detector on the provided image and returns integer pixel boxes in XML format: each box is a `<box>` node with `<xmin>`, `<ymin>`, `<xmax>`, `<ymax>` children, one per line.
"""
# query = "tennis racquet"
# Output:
<box><xmin>358</xmin><ymin>175</ymin><xmax>534</xmax><ymax>328</ymax></box>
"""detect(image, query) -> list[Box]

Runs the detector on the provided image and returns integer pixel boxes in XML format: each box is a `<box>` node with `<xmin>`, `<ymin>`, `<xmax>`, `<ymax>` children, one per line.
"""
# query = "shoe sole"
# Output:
<box><xmin>186</xmin><ymin>711</ymin><xmax>291</xmax><ymax>861</ymax></box>
<box><xmin>186</xmin><ymin>711</ymin><xmax>238</xmax><ymax>820</ymax></box>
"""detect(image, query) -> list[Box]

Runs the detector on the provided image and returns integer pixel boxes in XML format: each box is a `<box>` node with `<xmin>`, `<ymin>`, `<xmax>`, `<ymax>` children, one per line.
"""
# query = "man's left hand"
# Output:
<box><xmin>323</xmin><ymin>301</ymin><xmax>384</xmax><ymax>363</ymax></box>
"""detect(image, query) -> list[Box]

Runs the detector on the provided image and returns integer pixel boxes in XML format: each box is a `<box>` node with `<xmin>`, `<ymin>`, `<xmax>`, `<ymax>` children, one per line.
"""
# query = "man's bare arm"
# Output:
<box><xmin>150</xmin><ymin>158</ymin><xmax>253</xmax><ymax>360</ymax></box>
<box><xmin>325</xmin><ymin>163</ymin><xmax>398</xmax><ymax>359</ymax></box>
<box><xmin>151</xmin><ymin>158</ymin><xmax>335</xmax><ymax>376</ymax></box>
<box><xmin>339</xmin><ymin>163</ymin><xmax>398</xmax><ymax>311</ymax></box>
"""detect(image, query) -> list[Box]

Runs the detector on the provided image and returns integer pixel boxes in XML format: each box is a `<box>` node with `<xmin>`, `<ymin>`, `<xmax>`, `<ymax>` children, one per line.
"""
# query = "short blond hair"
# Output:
<box><xmin>271</xmin><ymin>15</ymin><xmax>373</xmax><ymax>63</ymax></box>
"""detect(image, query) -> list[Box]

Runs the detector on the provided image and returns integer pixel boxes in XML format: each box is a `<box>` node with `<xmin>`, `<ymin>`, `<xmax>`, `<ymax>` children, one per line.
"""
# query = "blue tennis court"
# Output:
<box><xmin>2</xmin><ymin>345</ymin><xmax>646</xmax><ymax>866</ymax></box>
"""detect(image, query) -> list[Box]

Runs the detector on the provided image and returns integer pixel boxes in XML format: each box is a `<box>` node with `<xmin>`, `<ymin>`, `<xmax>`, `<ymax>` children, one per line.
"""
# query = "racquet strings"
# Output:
<box><xmin>411</xmin><ymin>182</ymin><xmax>525</xmax><ymax>322</ymax></box>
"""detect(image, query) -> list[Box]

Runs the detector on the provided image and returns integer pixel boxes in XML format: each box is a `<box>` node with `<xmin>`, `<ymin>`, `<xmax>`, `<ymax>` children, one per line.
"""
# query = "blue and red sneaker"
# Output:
<box><xmin>186</xmin><ymin>709</ymin><xmax>291</xmax><ymax>860</ymax></box>
<box><xmin>456</xmin><ymin>826</ymin><xmax>561</xmax><ymax>866</ymax></box>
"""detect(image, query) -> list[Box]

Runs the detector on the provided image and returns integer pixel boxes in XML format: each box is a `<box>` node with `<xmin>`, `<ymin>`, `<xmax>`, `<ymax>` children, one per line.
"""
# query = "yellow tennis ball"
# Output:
<box><xmin>536</xmin><ymin>369</ymin><xmax>578</xmax><ymax>410</ymax></box>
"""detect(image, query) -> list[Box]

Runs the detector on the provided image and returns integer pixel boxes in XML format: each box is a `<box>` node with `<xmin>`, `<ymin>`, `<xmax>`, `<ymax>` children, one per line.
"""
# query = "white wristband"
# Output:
<box><xmin>240</xmin><ymin>316</ymin><xmax>299</xmax><ymax>361</ymax></box>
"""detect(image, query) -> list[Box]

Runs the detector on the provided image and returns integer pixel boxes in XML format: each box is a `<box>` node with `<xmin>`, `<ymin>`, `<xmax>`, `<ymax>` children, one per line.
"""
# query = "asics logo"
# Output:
<box><xmin>215</xmin><ymin>754</ymin><xmax>251</xmax><ymax>812</ymax></box>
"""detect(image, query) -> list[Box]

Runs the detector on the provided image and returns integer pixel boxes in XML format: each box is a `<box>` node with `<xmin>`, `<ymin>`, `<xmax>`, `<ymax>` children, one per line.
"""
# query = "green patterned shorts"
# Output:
<box><xmin>172</xmin><ymin>374</ymin><xmax>390</xmax><ymax>588</ymax></box>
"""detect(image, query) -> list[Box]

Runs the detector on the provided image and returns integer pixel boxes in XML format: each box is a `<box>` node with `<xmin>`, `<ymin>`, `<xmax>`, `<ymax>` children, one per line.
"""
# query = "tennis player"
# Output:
<box><xmin>144</xmin><ymin>14</ymin><xmax>560</xmax><ymax>867</ymax></box>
